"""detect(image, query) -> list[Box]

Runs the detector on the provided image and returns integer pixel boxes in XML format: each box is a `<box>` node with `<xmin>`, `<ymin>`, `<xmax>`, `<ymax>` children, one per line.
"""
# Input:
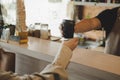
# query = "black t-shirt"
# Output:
<box><xmin>96</xmin><ymin>7</ymin><xmax>120</xmax><ymax>38</ymax></box>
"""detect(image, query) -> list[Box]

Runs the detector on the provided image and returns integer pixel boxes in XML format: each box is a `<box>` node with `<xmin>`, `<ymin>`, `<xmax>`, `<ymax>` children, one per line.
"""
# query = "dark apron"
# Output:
<box><xmin>105</xmin><ymin>8</ymin><xmax>120</xmax><ymax>56</ymax></box>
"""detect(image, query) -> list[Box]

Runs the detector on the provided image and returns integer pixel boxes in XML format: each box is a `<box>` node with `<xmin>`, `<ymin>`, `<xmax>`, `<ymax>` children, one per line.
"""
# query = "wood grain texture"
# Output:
<box><xmin>0</xmin><ymin>36</ymin><xmax>120</xmax><ymax>79</ymax></box>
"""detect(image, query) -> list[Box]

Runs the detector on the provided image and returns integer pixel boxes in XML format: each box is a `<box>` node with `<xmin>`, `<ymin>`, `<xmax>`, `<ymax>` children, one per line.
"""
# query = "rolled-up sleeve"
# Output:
<box><xmin>0</xmin><ymin>45</ymin><xmax>72</xmax><ymax>80</ymax></box>
<box><xmin>40</xmin><ymin>45</ymin><xmax>72</xmax><ymax>80</ymax></box>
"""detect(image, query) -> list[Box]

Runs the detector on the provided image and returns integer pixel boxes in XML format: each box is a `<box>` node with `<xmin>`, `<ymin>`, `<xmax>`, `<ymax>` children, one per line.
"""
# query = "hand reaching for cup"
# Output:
<box><xmin>63</xmin><ymin>37</ymin><xmax>79</xmax><ymax>51</ymax></box>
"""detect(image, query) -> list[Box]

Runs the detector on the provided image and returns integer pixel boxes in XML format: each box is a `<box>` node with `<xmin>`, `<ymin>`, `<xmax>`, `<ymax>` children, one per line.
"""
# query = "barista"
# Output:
<box><xmin>74</xmin><ymin>7</ymin><xmax>120</xmax><ymax>56</ymax></box>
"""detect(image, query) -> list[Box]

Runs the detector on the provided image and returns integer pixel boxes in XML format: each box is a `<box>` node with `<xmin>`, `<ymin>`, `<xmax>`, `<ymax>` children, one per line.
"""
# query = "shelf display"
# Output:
<box><xmin>73</xmin><ymin>1</ymin><xmax>120</xmax><ymax>7</ymax></box>
<box><xmin>74</xmin><ymin>0</ymin><xmax>120</xmax><ymax>3</ymax></box>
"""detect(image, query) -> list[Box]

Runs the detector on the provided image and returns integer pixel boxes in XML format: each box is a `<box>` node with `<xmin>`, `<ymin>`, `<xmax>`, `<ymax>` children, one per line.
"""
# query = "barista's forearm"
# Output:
<box><xmin>74</xmin><ymin>18</ymin><xmax>101</xmax><ymax>33</ymax></box>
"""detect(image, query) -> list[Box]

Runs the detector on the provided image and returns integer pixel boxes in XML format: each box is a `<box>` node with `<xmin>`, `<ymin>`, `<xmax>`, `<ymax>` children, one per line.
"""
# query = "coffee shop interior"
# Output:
<box><xmin>0</xmin><ymin>0</ymin><xmax>120</xmax><ymax>80</ymax></box>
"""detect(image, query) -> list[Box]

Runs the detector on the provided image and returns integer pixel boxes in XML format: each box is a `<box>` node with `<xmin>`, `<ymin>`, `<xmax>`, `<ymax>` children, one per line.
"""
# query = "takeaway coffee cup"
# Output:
<box><xmin>61</xmin><ymin>19</ymin><xmax>75</xmax><ymax>38</ymax></box>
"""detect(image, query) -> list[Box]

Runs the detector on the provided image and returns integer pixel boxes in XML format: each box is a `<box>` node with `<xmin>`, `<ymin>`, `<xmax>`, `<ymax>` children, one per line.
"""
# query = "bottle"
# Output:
<box><xmin>111</xmin><ymin>0</ymin><xmax>115</xmax><ymax>3</ymax></box>
<box><xmin>107</xmin><ymin>0</ymin><xmax>111</xmax><ymax>3</ymax></box>
<box><xmin>82</xmin><ymin>0</ymin><xmax>86</xmax><ymax>2</ymax></box>
<box><xmin>115</xmin><ymin>0</ymin><xmax>120</xmax><ymax>3</ymax></box>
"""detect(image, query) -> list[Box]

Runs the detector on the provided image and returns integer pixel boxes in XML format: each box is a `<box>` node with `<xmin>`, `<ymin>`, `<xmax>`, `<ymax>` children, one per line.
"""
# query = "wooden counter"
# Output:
<box><xmin>0</xmin><ymin>37</ymin><xmax>120</xmax><ymax>80</ymax></box>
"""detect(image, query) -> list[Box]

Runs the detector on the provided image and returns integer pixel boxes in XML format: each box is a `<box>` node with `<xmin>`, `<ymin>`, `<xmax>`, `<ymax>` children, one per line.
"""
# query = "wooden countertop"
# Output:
<box><xmin>0</xmin><ymin>36</ymin><xmax>120</xmax><ymax>76</ymax></box>
<box><xmin>72</xmin><ymin>48</ymin><xmax>120</xmax><ymax>76</ymax></box>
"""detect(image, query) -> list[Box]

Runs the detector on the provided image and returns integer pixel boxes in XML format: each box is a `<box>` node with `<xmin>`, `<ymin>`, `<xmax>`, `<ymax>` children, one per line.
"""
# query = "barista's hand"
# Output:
<box><xmin>59</xmin><ymin>24</ymin><xmax>64</xmax><ymax>37</ymax></box>
<box><xmin>63</xmin><ymin>38</ymin><xmax>79</xmax><ymax>51</ymax></box>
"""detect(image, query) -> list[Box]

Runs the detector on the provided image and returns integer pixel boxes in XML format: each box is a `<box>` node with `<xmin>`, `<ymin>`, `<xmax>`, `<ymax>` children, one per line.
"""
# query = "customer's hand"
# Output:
<box><xmin>63</xmin><ymin>38</ymin><xmax>79</xmax><ymax>51</ymax></box>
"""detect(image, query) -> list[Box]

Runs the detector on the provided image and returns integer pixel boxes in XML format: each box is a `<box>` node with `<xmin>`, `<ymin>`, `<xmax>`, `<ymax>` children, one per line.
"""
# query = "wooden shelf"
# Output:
<box><xmin>73</xmin><ymin>1</ymin><xmax>120</xmax><ymax>7</ymax></box>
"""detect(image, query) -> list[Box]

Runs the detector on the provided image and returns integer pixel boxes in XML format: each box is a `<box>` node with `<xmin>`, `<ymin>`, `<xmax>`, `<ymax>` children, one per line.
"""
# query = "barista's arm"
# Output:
<box><xmin>74</xmin><ymin>18</ymin><xmax>101</xmax><ymax>33</ymax></box>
